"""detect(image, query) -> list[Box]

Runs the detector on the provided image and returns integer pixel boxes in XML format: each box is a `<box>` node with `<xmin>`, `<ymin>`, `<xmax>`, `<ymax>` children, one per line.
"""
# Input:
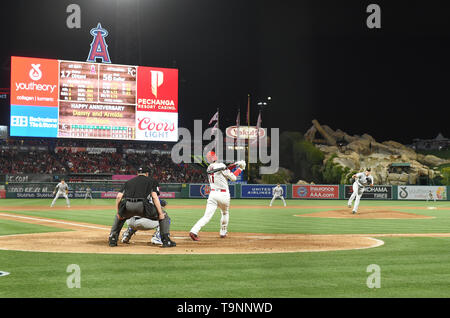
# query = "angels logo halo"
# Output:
<box><xmin>86</xmin><ymin>23</ymin><xmax>111</xmax><ymax>63</ymax></box>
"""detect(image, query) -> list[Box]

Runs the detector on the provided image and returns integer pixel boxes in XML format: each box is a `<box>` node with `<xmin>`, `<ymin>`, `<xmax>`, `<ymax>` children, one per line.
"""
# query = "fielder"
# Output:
<box><xmin>189</xmin><ymin>151</ymin><xmax>245</xmax><ymax>240</ymax></box>
<box><xmin>426</xmin><ymin>190</ymin><xmax>436</xmax><ymax>202</ymax></box>
<box><xmin>269</xmin><ymin>183</ymin><xmax>286</xmax><ymax>207</ymax></box>
<box><xmin>347</xmin><ymin>168</ymin><xmax>374</xmax><ymax>214</ymax></box>
<box><xmin>84</xmin><ymin>186</ymin><xmax>93</xmax><ymax>200</ymax></box>
<box><xmin>50</xmin><ymin>179</ymin><xmax>70</xmax><ymax>208</ymax></box>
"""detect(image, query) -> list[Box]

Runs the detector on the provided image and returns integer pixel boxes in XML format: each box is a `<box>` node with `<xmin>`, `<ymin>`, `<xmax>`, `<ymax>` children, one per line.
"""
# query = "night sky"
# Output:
<box><xmin>1</xmin><ymin>0</ymin><xmax>450</xmax><ymax>144</ymax></box>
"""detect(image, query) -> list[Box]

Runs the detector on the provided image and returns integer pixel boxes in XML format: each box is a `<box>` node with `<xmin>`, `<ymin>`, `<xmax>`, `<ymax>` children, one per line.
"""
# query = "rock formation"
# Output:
<box><xmin>306</xmin><ymin>120</ymin><xmax>449</xmax><ymax>185</ymax></box>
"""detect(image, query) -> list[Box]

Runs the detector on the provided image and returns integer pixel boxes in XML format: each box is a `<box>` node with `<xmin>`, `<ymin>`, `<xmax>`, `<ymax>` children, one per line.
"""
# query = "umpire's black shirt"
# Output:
<box><xmin>121</xmin><ymin>175</ymin><xmax>158</xmax><ymax>198</ymax></box>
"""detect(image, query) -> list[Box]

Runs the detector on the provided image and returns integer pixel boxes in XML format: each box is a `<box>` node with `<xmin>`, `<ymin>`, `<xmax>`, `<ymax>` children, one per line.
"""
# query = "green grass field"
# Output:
<box><xmin>0</xmin><ymin>198</ymin><xmax>450</xmax><ymax>298</ymax></box>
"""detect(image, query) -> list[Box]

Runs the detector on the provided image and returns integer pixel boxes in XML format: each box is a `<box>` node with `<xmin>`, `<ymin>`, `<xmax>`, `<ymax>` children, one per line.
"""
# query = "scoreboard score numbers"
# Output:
<box><xmin>10</xmin><ymin>56</ymin><xmax>178</xmax><ymax>142</ymax></box>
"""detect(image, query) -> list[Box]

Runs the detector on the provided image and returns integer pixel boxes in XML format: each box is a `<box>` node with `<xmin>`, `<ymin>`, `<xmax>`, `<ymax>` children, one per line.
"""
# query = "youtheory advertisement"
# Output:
<box><xmin>10</xmin><ymin>56</ymin><xmax>178</xmax><ymax>141</ymax></box>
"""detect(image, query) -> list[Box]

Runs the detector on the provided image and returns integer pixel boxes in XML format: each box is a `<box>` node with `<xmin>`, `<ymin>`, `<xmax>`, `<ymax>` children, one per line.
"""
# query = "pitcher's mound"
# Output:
<box><xmin>297</xmin><ymin>209</ymin><xmax>433</xmax><ymax>219</ymax></box>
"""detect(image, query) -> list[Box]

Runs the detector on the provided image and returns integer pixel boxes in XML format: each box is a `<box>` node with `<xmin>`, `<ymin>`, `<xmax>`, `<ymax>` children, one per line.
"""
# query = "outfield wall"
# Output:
<box><xmin>0</xmin><ymin>181</ymin><xmax>448</xmax><ymax>200</ymax></box>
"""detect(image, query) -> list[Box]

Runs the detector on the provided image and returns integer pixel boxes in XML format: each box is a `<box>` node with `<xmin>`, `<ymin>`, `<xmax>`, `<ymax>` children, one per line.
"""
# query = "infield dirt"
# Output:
<box><xmin>0</xmin><ymin>204</ymin><xmax>447</xmax><ymax>255</ymax></box>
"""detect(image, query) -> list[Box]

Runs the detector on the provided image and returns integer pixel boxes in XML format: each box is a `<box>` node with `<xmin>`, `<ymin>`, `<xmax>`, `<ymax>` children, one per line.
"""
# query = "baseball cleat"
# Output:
<box><xmin>189</xmin><ymin>232</ymin><xmax>199</xmax><ymax>241</ymax></box>
<box><xmin>108</xmin><ymin>235</ymin><xmax>118</xmax><ymax>247</ymax></box>
<box><xmin>220</xmin><ymin>234</ymin><xmax>227</xmax><ymax>238</ymax></box>
<box><xmin>352</xmin><ymin>210</ymin><xmax>356</xmax><ymax>214</ymax></box>
<box><xmin>348</xmin><ymin>204</ymin><xmax>352</xmax><ymax>208</ymax></box>
<box><xmin>161</xmin><ymin>234</ymin><xmax>176</xmax><ymax>248</ymax></box>
<box><xmin>151</xmin><ymin>232</ymin><xmax>163</xmax><ymax>245</ymax></box>
<box><xmin>161</xmin><ymin>239</ymin><xmax>176</xmax><ymax>248</ymax></box>
<box><xmin>121</xmin><ymin>227</ymin><xmax>137</xmax><ymax>244</ymax></box>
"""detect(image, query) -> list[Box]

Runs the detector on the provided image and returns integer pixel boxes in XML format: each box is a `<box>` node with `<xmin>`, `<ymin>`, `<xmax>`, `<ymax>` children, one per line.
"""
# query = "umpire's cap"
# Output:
<box><xmin>137</xmin><ymin>167</ymin><xmax>150</xmax><ymax>174</ymax></box>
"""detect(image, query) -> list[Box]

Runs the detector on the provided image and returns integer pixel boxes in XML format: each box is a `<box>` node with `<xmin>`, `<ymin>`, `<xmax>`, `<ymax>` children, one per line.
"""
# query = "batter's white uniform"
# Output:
<box><xmin>51</xmin><ymin>182</ymin><xmax>70</xmax><ymax>207</ymax></box>
<box><xmin>347</xmin><ymin>173</ymin><xmax>374</xmax><ymax>213</ymax></box>
<box><xmin>190</xmin><ymin>162</ymin><xmax>238</xmax><ymax>237</ymax></box>
<box><xmin>269</xmin><ymin>185</ymin><xmax>286</xmax><ymax>207</ymax></box>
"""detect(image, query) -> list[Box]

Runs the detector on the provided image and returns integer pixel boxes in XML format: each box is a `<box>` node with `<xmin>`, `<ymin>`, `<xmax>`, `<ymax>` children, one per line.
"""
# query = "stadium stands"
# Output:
<box><xmin>0</xmin><ymin>138</ymin><xmax>207</xmax><ymax>183</ymax></box>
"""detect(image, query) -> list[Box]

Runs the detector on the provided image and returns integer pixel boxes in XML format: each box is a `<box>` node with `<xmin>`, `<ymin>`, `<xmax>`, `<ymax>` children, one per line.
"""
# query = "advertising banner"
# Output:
<box><xmin>225</xmin><ymin>126</ymin><xmax>265</xmax><ymax>140</ymax></box>
<box><xmin>8</xmin><ymin>192</ymin><xmax>87</xmax><ymax>199</ymax></box>
<box><xmin>10</xmin><ymin>105</ymin><xmax>58</xmax><ymax>137</ymax></box>
<box><xmin>135</xmin><ymin>111</ymin><xmax>178</xmax><ymax>141</ymax></box>
<box><xmin>292</xmin><ymin>185</ymin><xmax>339</xmax><ymax>199</ymax></box>
<box><xmin>137</xmin><ymin>66</ymin><xmax>178</xmax><ymax>113</ymax></box>
<box><xmin>241</xmin><ymin>184</ymin><xmax>287</xmax><ymax>198</ymax></box>
<box><xmin>398</xmin><ymin>186</ymin><xmax>447</xmax><ymax>200</ymax></box>
<box><xmin>1</xmin><ymin>145</ymin><xmax>49</xmax><ymax>152</ymax></box>
<box><xmin>101</xmin><ymin>191</ymin><xmax>119</xmax><ymax>198</ymax></box>
<box><xmin>189</xmin><ymin>184</ymin><xmax>236</xmax><ymax>198</ymax></box>
<box><xmin>344</xmin><ymin>185</ymin><xmax>392</xmax><ymax>200</ymax></box>
<box><xmin>160</xmin><ymin>192</ymin><xmax>176</xmax><ymax>199</ymax></box>
<box><xmin>10</xmin><ymin>56</ymin><xmax>59</xmax><ymax>107</ymax></box>
<box><xmin>112</xmin><ymin>175</ymin><xmax>134</xmax><ymax>181</ymax></box>
<box><xmin>100</xmin><ymin>191</ymin><xmax>175</xmax><ymax>199</ymax></box>
<box><xmin>6</xmin><ymin>184</ymin><xmax>53</xmax><ymax>193</ymax></box>
<box><xmin>86</xmin><ymin>147</ymin><xmax>116</xmax><ymax>154</ymax></box>
<box><xmin>55</xmin><ymin>147</ymin><xmax>87</xmax><ymax>153</ymax></box>
<box><xmin>6</xmin><ymin>174</ymin><xmax>53</xmax><ymax>183</ymax></box>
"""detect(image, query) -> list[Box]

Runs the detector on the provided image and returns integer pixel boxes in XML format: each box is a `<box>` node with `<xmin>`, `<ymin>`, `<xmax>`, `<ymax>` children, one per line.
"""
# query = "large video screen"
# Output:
<box><xmin>10</xmin><ymin>56</ymin><xmax>178</xmax><ymax>141</ymax></box>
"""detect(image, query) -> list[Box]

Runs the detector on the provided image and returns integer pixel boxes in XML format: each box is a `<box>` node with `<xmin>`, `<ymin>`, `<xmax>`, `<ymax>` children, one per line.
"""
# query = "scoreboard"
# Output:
<box><xmin>10</xmin><ymin>56</ymin><xmax>178</xmax><ymax>141</ymax></box>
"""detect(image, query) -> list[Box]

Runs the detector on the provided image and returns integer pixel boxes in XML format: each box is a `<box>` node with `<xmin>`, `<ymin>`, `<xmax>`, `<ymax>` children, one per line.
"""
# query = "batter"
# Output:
<box><xmin>189</xmin><ymin>151</ymin><xmax>245</xmax><ymax>240</ymax></box>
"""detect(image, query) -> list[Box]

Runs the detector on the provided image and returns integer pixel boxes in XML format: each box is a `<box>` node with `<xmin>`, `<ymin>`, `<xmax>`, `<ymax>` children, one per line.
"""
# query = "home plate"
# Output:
<box><xmin>427</xmin><ymin>207</ymin><xmax>437</xmax><ymax>210</ymax></box>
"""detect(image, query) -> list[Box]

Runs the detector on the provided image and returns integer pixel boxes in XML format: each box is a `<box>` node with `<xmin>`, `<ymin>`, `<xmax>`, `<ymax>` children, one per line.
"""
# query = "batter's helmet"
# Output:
<box><xmin>206</xmin><ymin>151</ymin><xmax>218</xmax><ymax>163</ymax></box>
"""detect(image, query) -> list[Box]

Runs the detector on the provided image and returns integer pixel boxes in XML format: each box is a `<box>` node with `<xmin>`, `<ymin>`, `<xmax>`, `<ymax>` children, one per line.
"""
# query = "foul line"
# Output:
<box><xmin>0</xmin><ymin>213</ymin><xmax>109</xmax><ymax>231</ymax></box>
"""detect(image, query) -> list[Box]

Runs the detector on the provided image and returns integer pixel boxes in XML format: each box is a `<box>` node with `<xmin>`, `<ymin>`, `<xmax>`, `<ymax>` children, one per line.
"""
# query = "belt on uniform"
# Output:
<box><xmin>211</xmin><ymin>189</ymin><xmax>227</xmax><ymax>192</ymax></box>
<box><xmin>125</xmin><ymin>198</ymin><xmax>145</xmax><ymax>202</ymax></box>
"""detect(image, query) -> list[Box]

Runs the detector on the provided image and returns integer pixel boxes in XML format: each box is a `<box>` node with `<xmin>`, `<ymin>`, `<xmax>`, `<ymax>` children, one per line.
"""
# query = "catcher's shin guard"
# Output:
<box><xmin>159</xmin><ymin>212</ymin><xmax>171</xmax><ymax>235</ymax></box>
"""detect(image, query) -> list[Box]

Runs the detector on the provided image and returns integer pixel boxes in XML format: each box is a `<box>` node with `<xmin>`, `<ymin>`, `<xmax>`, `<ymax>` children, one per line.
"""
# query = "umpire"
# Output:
<box><xmin>108</xmin><ymin>167</ymin><xmax>176</xmax><ymax>248</ymax></box>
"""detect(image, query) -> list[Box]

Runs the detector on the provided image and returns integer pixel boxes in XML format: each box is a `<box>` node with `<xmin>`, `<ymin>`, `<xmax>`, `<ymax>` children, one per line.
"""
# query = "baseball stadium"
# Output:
<box><xmin>1</xmin><ymin>0</ymin><xmax>450</xmax><ymax>307</ymax></box>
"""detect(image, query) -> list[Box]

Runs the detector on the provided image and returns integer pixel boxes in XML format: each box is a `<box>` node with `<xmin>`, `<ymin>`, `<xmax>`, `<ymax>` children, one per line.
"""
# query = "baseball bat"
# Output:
<box><xmin>207</xmin><ymin>163</ymin><xmax>238</xmax><ymax>174</ymax></box>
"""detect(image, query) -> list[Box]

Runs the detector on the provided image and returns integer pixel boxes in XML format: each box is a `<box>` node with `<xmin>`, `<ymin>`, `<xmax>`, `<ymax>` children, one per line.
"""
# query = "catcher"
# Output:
<box><xmin>121</xmin><ymin>198</ymin><xmax>169</xmax><ymax>245</ymax></box>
